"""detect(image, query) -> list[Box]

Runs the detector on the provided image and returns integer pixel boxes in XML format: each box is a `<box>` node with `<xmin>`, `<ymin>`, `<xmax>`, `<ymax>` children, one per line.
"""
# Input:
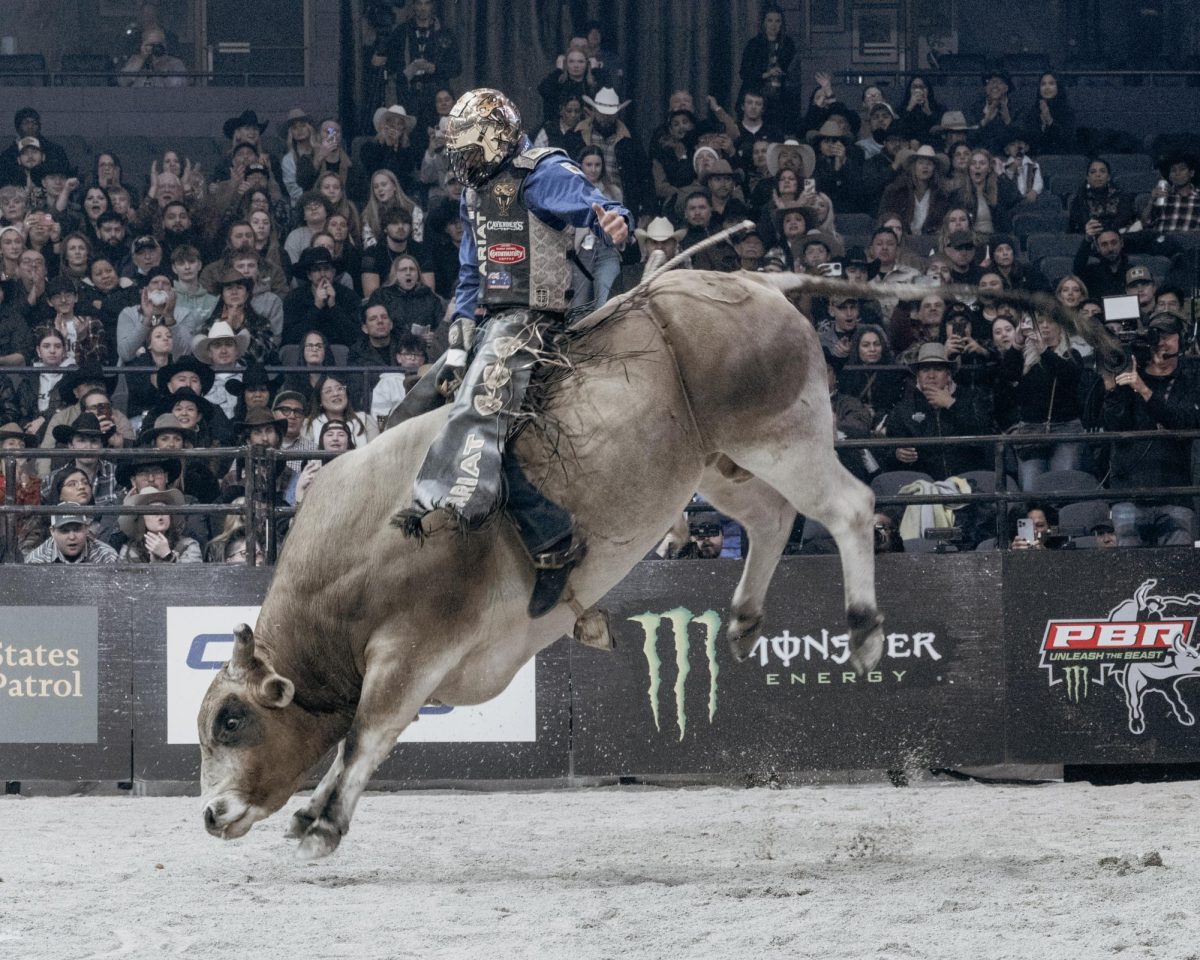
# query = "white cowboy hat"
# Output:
<box><xmin>373</xmin><ymin>104</ymin><xmax>417</xmax><ymax>133</ymax></box>
<box><xmin>635</xmin><ymin>216</ymin><xmax>686</xmax><ymax>243</ymax></box>
<box><xmin>191</xmin><ymin>320</ymin><xmax>250</xmax><ymax>365</ymax></box>
<box><xmin>893</xmin><ymin>143</ymin><xmax>950</xmax><ymax>174</ymax></box>
<box><xmin>765</xmin><ymin>138</ymin><xmax>816</xmax><ymax>178</ymax></box>
<box><xmin>583</xmin><ymin>87</ymin><xmax>631</xmax><ymax>116</ymax></box>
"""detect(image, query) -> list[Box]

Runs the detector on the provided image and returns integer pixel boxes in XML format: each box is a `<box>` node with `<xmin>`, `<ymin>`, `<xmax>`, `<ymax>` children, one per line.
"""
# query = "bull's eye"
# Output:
<box><xmin>213</xmin><ymin>699</ymin><xmax>254</xmax><ymax>745</ymax></box>
<box><xmin>223</xmin><ymin>716</ymin><xmax>242</xmax><ymax>733</ymax></box>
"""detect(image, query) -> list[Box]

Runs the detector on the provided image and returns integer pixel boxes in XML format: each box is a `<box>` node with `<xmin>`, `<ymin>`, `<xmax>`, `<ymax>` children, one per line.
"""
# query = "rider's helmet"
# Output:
<box><xmin>443</xmin><ymin>88</ymin><xmax>523</xmax><ymax>188</ymax></box>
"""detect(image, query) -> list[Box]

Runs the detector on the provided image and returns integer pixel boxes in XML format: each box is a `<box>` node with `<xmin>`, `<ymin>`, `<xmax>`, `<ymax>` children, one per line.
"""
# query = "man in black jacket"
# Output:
<box><xmin>1102</xmin><ymin>311</ymin><xmax>1200</xmax><ymax>546</ymax></box>
<box><xmin>885</xmin><ymin>343</ymin><xmax>993</xmax><ymax>479</ymax></box>
<box><xmin>1072</xmin><ymin>229</ymin><xmax>1131</xmax><ymax>300</ymax></box>
<box><xmin>281</xmin><ymin>247</ymin><xmax>359</xmax><ymax>347</ymax></box>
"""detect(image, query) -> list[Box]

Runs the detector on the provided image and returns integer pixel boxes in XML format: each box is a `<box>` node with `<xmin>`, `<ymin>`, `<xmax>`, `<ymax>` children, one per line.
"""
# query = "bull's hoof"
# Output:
<box><xmin>849</xmin><ymin>629</ymin><xmax>884</xmax><ymax>676</ymax></box>
<box><xmin>296</xmin><ymin>819</ymin><xmax>343</xmax><ymax>860</ymax></box>
<box><xmin>285</xmin><ymin>808</ymin><xmax>316</xmax><ymax>840</ymax></box>
<box><xmin>574</xmin><ymin>606</ymin><xmax>614</xmax><ymax>650</ymax></box>
<box><xmin>727</xmin><ymin>613</ymin><xmax>763</xmax><ymax>662</ymax></box>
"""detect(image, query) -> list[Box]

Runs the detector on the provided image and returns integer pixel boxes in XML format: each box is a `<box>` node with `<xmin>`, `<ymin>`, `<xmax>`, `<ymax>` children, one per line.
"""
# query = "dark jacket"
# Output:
<box><xmin>374</xmin><ymin>282</ymin><xmax>443</xmax><ymax>334</ymax></box>
<box><xmin>1067</xmin><ymin>185</ymin><xmax>1137</xmax><ymax>234</ymax></box>
<box><xmin>1102</xmin><ymin>358</ymin><xmax>1200</xmax><ymax>501</ymax></box>
<box><xmin>878</xmin><ymin>180</ymin><xmax>954</xmax><ymax>236</ymax></box>
<box><xmin>885</xmin><ymin>383</ymin><xmax>993</xmax><ymax>478</ymax></box>
<box><xmin>281</xmin><ymin>284</ymin><xmax>360</xmax><ymax>347</ymax></box>
<box><xmin>1000</xmin><ymin>345</ymin><xmax>1084</xmax><ymax>425</ymax></box>
<box><xmin>1072</xmin><ymin>238</ymin><xmax>1131</xmax><ymax>300</ymax></box>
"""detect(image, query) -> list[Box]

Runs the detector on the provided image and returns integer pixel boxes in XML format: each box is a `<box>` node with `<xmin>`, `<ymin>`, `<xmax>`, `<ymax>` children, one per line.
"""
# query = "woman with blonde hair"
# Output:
<box><xmin>955</xmin><ymin>148</ymin><xmax>1020</xmax><ymax>236</ymax></box>
<box><xmin>316</xmin><ymin>171</ymin><xmax>362</xmax><ymax>245</ymax></box>
<box><xmin>362</xmin><ymin>168</ymin><xmax>425</xmax><ymax>246</ymax></box>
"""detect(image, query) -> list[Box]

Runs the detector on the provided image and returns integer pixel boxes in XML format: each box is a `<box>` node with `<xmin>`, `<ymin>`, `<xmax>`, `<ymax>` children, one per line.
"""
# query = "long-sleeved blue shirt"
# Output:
<box><xmin>454</xmin><ymin>154</ymin><xmax>633</xmax><ymax>319</ymax></box>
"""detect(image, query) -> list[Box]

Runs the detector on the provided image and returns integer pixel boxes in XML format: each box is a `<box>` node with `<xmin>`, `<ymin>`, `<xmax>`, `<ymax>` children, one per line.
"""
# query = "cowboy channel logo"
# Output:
<box><xmin>629</xmin><ymin>608</ymin><xmax>942</xmax><ymax>740</ymax></box>
<box><xmin>1038</xmin><ymin>579</ymin><xmax>1200</xmax><ymax>734</ymax></box>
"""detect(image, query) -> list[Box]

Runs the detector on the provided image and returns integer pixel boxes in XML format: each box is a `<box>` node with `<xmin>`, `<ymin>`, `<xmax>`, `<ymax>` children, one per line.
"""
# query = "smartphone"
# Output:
<box><xmin>323</xmin><ymin>125</ymin><xmax>338</xmax><ymax>147</ymax></box>
<box><xmin>1017</xmin><ymin>519</ymin><xmax>1036</xmax><ymax>542</ymax></box>
<box><xmin>411</xmin><ymin>323</ymin><xmax>429</xmax><ymax>335</ymax></box>
<box><xmin>803</xmin><ymin>178</ymin><xmax>816</xmax><ymax>193</ymax></box>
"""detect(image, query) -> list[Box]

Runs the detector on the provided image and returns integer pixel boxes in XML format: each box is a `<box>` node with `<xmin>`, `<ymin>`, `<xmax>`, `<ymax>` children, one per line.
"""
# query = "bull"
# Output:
<box><xmin>196</xmin><ymin>267</ymin><xmax>901</xmax><ymax>858</ymax></box>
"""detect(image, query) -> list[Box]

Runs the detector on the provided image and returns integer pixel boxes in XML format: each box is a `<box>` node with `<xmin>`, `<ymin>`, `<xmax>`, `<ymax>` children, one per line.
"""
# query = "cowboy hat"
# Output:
<box><xmin>699</xmin><ymin>157</ymin><xmax>736</xmax><ymax>185</ymax></box>
<box><xmin>116</xmin><ymin>454</ymin><xmax>182</xmax><ymax>490</ymax></box>
<box><xmin>0</xmin><ymin>422</ymin><xmax>36</xmax><ymax>447</ymax></box>
<box><xmin>151</xmin><ymin>386</ymin><xmax>217</xmax><ymax>423</ymax></box>
<box><xmin>805</xmin><ymin>119</ymin><xmax>853</xmax><ymax>145</ymax></box>
<box><xmin>293</xmin><ymin>245</ymin><xmax>336</xmax><ymax>279</ymax></box>
<box><xmin>192</xmin><ymin>320</ymin><xmax>251</xmax><ymax>365</ymax></box>
<box><xmin>52</xmin><ymin>412</ymin><xmax>105</xmax><ymax>445</ymax></box>
<box><xmin>57</xmin><ymin>360</ymin><xmax>117</xmax><ymax>405</ymax></box>
<box><xmin>137</xmin><ymin>413</ymin><xmax>194</xmax><ymax>446</ymax></box>
<box><xmin>118</xmin><ymin>485</ymin><xmax>186</xmax><ymax>540</ymax></box>
<box><xmin>894</xmin><ymin>144</ymin><xmax>950</xmax><ymax>175</ymax></box>
<box><xmin>981</xmin><ymin>68</ymin><xmax>1015</xmax><ymax>90</ymax></box>
<box><xmin>930</xmin><ymin>110</ymin><xmax>977</xmax><ymax>134</ymax></box>
<box><xmin>634</xmin><ymin>216</ymin><xmax>686</xmax><ymax>244</ymax></box>
<box><xmin>222</xmin><ymin>109</ymin><xmax>269</xmax><ymax>141</ymax></box>
<box><xmin>582</xmin><ymin>87</ymin><xmax>631</xmax><ymax>116</ymax></box>
<box><xmin>227</xmin><ymin>361</ymin><xmax>283</xmax><ymax>397</ymax></box>
<box><xmin>765</xmin><ymin>138</ymin><xmax>816</xmax><ymax>178</ymax></box>
<box><xmin>279</xmin><ymin>107</ymin><xmax>313</xmax><ymax>135</ymax></box>
<box><xmin>373</xmin><ymin>104</ymin><xmax>417</xmax><ymax>133</ymax></box>
<box><xmin>157</xmin><ymin>355</ymin><xmax>216</xmax><ymax>398</ymax></box>
<box><xmin>910</xmin><ymin>342</ymin><xmax>954</xmax><ymax>369</ymax></box>
<box><xmin>234</xmin><ymin>407</ymin><xmax>287</xmax><ymax>443</ymax></box>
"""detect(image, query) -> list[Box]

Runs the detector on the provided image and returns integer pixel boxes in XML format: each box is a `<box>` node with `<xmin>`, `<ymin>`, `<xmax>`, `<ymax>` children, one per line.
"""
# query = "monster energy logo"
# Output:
<box><xmin>1063</xmin><ymin>665</ymin><xmax>1090</xmax><ymax>703</ymax></box>
<box><xmin>629</xmin><ymin>607</ymin><xmax>721</xmax><ymax>740</ymax></box>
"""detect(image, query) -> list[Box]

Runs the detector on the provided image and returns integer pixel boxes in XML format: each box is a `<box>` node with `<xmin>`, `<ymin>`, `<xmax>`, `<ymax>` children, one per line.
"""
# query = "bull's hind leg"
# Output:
<box><xmin>728</xmin><ymin>441</ymin><xmax>884</xmax><ymax>674</ymax></box>
<box><xmin>696</xmin><ymin>458</ymin><xmax>796</xmax><ymax>660</ymax></box>
<box><xmin>296</xmin><ymin>642</ymin><xmax>452</xmax><ymax>860</ymax></box>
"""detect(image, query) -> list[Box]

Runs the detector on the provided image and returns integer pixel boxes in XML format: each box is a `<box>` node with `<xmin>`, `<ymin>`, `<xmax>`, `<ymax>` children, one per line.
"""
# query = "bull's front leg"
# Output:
<box><xmin>296</xmin><ymin>648</ymin><xmax>449</xmax><ymax>860</ymax></box>
<box><xmin>285</xmin><ymin>741</ymin><xmax>345</xmax><ymax>840</ymax></box>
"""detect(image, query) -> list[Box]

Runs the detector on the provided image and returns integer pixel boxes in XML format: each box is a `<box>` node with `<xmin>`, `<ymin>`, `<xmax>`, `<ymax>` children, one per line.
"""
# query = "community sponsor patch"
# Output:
<box><xmin>628</xmin><ymin>607</ymin><xmax>944</xmax><ymax>740</ymax></box>
<box><xmin>1037</xmin><ymin>578</ymin><xmax>1200</xmax><ymax>734</ymax></box>
<box><xmin>166</xmin><ymin>606</ymin><xmax>537</xmax><ymax>745</ymax></box>
<box><xmin>487</xmin><ymin>242</ymin><xmax>527</xmax><ymax>265</ymax></box>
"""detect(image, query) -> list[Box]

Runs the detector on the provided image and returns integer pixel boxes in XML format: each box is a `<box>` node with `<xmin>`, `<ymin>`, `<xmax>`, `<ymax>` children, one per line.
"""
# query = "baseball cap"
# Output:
<box><xmin>16</xmin><ymin>136</ymin><xmax>40</xmax><ymax>152</ymax></box>
<box><xmin>50</xmin><ymin>502</ymin><xmax>88</xmax><ymax>528</ymax></box>
<box><xmin>133</xmin><ymin>235</ymin><xmax>161</xmax><ymax>253</ymax></box>
<box><xmin>1148</xmin><ymin>310</ymin><xmax>1184</xmax><ymax>335</ymax></box>
<box><xmin>688</xmin><ymin>510</ymin><xmax>723</xmax><ymax>537</ymax></box>
<box><xmin>1125</xmin><ymin>265</ymin><xmax>1153</xmax><ymax>286</ymax></box>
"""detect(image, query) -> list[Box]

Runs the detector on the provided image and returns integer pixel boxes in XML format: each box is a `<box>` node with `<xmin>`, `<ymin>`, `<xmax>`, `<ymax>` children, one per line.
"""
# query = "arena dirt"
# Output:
<box><xmin>2</xmin><ymin>781</ymin><xmax>1197</xmax><ymax>959</ymax></box>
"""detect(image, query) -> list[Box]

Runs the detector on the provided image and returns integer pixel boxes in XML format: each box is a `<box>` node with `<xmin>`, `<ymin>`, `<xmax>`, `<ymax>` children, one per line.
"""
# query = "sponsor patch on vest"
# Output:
<box><xmin>488</xmin><ymin>243</ymin><xmax>527</xmax><ymax>265</ymax></box>
<box><xmin>486</xmin><ymin>270</ymin><xmax>513</xmax><ymax>290</ymax></box>
<box><xmin>486</xmin><ymin>220</ymin><xmax>524</xmax><ymax>231</ymax></box>
<box><xmin>561</xmin><ymin>162</ymin><xmax>584</xmax><ymax>177</ymax></box>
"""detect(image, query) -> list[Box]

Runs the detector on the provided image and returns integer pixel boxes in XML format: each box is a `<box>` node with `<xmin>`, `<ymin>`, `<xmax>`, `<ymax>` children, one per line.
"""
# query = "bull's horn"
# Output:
<box><xmin>229</xmin><ymin>623</ymin><xmax>256</xmax><ymax>677</ymax></box>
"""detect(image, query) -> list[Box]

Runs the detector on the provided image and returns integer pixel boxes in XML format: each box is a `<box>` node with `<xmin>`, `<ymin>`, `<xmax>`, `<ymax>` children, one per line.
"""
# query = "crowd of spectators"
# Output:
<box><xmin>1</xmin><ymin>0</ymin><xmax>1199</xmax><ymax>563</ymax></box>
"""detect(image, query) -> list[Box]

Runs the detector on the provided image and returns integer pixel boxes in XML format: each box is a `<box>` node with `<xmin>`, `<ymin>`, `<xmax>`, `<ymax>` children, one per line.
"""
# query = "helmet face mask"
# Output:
<box><xmin>445</xmin><ymin>89</ymin><xmax>523</xmax><ymax>187</ymax></box>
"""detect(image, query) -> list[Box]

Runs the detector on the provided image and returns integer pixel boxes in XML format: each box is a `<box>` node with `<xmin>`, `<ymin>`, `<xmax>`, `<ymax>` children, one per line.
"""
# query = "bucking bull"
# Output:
<box><xmin>199</xmin><ymin>257</ymin><xmax>1122</xmax><ymax>859</ymax></box>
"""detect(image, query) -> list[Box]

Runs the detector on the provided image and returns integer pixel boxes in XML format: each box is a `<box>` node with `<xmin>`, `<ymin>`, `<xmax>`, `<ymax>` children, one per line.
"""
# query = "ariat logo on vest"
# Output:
<box><xmin>445</xmin><ymin>433</ymin><xmax>485</xmax><ymax>509</ymax></box>
<box><xmin>488</xmin><ymin>243</ymin><xmax>527</xmax><ymax>265</ymax></box>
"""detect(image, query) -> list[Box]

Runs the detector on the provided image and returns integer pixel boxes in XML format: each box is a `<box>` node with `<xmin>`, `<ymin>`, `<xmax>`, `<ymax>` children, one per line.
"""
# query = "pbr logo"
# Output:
<box><xmin>1038</xmin><ymin>578</ymin><xmax>1200</xmax><ymax>734</ymax></box>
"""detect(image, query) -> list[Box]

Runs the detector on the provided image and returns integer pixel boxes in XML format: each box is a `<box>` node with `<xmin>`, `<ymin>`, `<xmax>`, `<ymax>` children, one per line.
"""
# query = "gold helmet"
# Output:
<box><xmin>444</xmin><ymin>88</ymin><xmax>523</xmax><ymax>188</ymax></box>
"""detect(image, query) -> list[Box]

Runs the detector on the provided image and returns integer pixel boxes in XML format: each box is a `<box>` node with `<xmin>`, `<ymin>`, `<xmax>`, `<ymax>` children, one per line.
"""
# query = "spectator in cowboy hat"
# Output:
<box><xmin>214</xmin><ymin>109</ymin><xmax>281</xmax><ymax>184</ymax></box>
<box><xmin>577</xmin><ymin>87</ymin><xmax>654</xmax><ymax>221</ymax></box>
<box><xmin>192</xmin><ymin>319</ymin><xmax>251</xmax><ymax>418</ymax></box>
<box><xmin>879</xmin><ymin>144</ymin><xmax>953</xmax><ymax>236</ymax></box>
<box><xmin>226</xmin><ymin>361</ymin><xmax>281</xmax><ymax>422</ymax></box>
<box><xmin>43</xmin><ymin>411</ymin><xmax>120</xmax><ymax>506</ymax></box>
<box><xmin>808</xmin><ymin>118</ymin><xmax>868</xmax><ymax>214</ymax></box>
<box><xmin>150</xmin><ymin>386</ymin><xmax>221</xmax><ymax>445</ymax></box>
<box><xmin>699</xmin><ymin>157</ymin><xmax>750</xmax><ymax>223</ymax></box>
<box><xmin>117</xmin><ymin>485</ymin><xmax>201</xmax><ymax>563</ymax></box>
<box><xmin>137</xmin><ymin>411</ymin><xmax>221</xmax><ymax>507</ymax></box>
<box><xmin>355</xmin><ymin>105</ymin><xmax>420</xmax><ymax>204</ymax></box>
<box><xmin>753</xmin><ymin>138</ymin><xmax>816</xmax><ymax>207</ymax></box>
<box><xmin>885</xmin><ymin>342</ymin><xmax>993</xmax><ymax>478</ymax></box>
<box><xmin>930</xmin><ymin>111</ymin><xmax>976</xmax><ymax>153</ymax></box>
<box><xmin>38</xmin><ymin>364</ymin><xmax>133</xmax><ymax>462</ymax></box>
<box><xmin>280</xmin><ymin>108</ymin><xmax>316</xmax><ymax>204</ymax></box>
<box><xmin>116</xmin><ymin>451</ymin><xmax>181</xmax><ymax>497</ymax></box>
<box><xmin>627</xmin><ymin>217</ymin><xmax>686</xmax><ymax>283</ymax></box>
<box><xmin>281</xmin><ymin>246</ymin><xmax>360</xmax><ymax>347</ymax></box>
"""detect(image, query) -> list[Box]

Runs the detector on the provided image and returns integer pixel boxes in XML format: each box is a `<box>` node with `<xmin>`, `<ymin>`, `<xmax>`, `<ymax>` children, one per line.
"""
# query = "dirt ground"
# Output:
<box><xmin>2</xmin><ymin>780</ymin><xmax>1198</xmax><ymax>960</ymax></box>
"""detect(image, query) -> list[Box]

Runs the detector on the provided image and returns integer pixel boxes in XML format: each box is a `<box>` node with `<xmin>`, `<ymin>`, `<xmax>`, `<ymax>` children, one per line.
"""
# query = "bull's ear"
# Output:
<box><xmin>255</xmin><ymin>672</ymin><xmax>295</xmax><ymax>710</ymax></box>
<box><xmin>229</xmin><ymin>623</ymin><xmax>256</xmax><ymax>679</ymax></box>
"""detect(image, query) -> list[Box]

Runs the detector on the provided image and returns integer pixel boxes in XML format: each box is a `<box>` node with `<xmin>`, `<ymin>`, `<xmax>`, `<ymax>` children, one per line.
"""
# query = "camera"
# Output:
<box><xmin>150</xmin><ymin>43</ymin><xmax>166</xmax><ymax>58</ymax></box>
<box><xmin>1117</xmin><ymin>326</ymin><xmax>1166</xmax><ymax>371</ymax></box>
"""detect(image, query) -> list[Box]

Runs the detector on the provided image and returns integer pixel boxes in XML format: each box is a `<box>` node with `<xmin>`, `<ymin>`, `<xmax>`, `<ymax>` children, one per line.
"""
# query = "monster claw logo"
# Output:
<box><xmin>629</xmin><ymin>607</ymin><xmax>721</xmax><ymax>740</ymax></box>
<box><xmin>1038</xmin><ymin>578</ymin><xmax>1200</xmax><ymax>732</ymax></box>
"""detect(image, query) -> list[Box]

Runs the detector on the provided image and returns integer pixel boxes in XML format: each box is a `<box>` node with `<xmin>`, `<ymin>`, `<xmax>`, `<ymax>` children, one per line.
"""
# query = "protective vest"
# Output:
<box><xmin>466</xmin><ymin>147</ymin><xmax>574</xmax><ymax>312</ymax></box>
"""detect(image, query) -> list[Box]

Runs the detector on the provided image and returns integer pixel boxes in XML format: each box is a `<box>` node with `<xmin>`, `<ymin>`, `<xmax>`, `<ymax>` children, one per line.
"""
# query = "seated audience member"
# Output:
<box><xmin>116</xmin><ymin>269</ymin><xmax>199</xmax><ymax>363</ymax></box>
<box><xmin>1143</xmin><ymin>150</ymin><xmax>1200</xmax><ymax>235</ymax></box>
<box><xmin>673</xmin><ymin>511</ymin><xmax>724</xmax><ymax>560</ymax></box>
<box><xmin>289</xmin><ymin>418</ymin><xmax>355</xmax><ymax>507</ymax></box>
<box><xmin>79</xmin><ymin>256</ymin><xmax>138</xmax><ymax>331</ymax></box>
<box><xmin>137</xmin><ymin>411</ymin><xmax>221</xmax><ymax>505</ymax></box>
<box><xmin>372</xmin><ymin>254</ymin><xmax>444</xmax><ymax>352</ymax></box>
<box><xmin>1102</xmin><ymin>311</ymin><xmax>1200</xmax><ymax>546</ymax></box>
<box><xmin>227</xmin><ymin>362</ymin><xmax>279</xmax><ymax>421</ymax></box>
<box><xmin>43</xmin><ymin>409</ymin><xmax>122</xmax><ymax>501</ymax></box>
<box><xmin>16</xmin><ymin>326</ymin><xmax>72</xmax><ymax>439</ymax></box>
<box><xmin>200</xmin><ymin>268</ymin><xmax>277</xmax><ymax>366</ymax></box>
<box><xmin>808</xmin><ymin>119</ymin><xmax>867</xmax><ymax>215</ymax></box>
<box><xmin>953</xmin><ymin>148</ymin><xmax>1021</xmax><ymax>235</ymax></box>
<box><xmin>839</xmin><ymin>324</ymin><xmax>904</xmax><ymax>425</ymax></box>
<box><xmin>280</xmin><ymin>109</ymin><xmax>317</xmax><ymax>204</ymax></box>
<box><xmin>271</xmin><ymin>389</ymin><xmax>315</xmax><ymax>470</ymax></box>
<box><xmin>192</xmin><ymin>319</ymin><xmax>250</xmax><ymax>418</ymax></box>
<box><xmin>38</xmin><ymin>362</ymin><xmax>126</xmax><ymax>451</ymax></box>
<box><xmin>1001</xmin><ymin>313</ymin><xmax>1085</xmax><ymax>490</ymax></box>
<box><xmin>205</xmin><ymin>515</ymin><xmax>264</xmax><ymax>564</ymax></box>
<box><xmin>819</xmin><ymin>294</ymin><xmax>862</xmax><ymax>359</ymax></box>
<box><xmin>1067</xmin><ymin>158</ymin><xmax>1137</xmax><ymax>235</ymax></box>
<box><xmin>117</xmin><ymin>486</ymin><xmax>202</xmax><ymax>562</ymax></box>
<box><xmin>0</xmin><ymin>421</ymin><xmax>41</xmax><ymax>508</ymax></box>
<box><xmin>58</xmin><ymin>232</ymin><xmax>93</xmax><ymax>285</ymax></box>
<box><xmin>171</xmin><ymin>245</ymin><xmax>217</xmax><ymax>320</ymax></box>
<box><xmin>304</xmin><ymin>374</ymin><xmax>379</xmax><ymax>447</ymax></box>
<box><xmin>151</xmin><ymin>354</ymin><xmax>233</xmax><ymax>444</ymax></box>
<box><xmin>371</xmin><ymin>335</ymin><xmax>425</xmax><ymax>424</ymax></box>
<box><xmin>879</xmin><ymin>145</ymin><xmax>953</xmax><ymax>236</ymax></box>
<box><xmin>24</xmin><ymin>504</ymin><xmax>119</xmax><ymax>564</ymax></box>
<box><xmin>221</xmin><ymin>408</ymin><xmax>292</xmax><ymax>544</ymax></box>
<box><xmin>628</xmin><ymin>217</ymin><xmax>685</xmax><ymax>285</ymax></box>
<box><xmin>349</xmin><ymin>295</ymin><xmax>397</xmax><ymax>368</ymax></box>
<box><xmin>885</xmin><ymin>343</ymin><xmax>992</xmax><ymax>479</ymax></box>
<box><xmin>284</xmin><ymin>191</ymin><xmax>333</xmax><ymax>267</ymax></box>
<box><xmin>354</xmin><ymin>105</ymin><xmax>420</xmax><ymax>206</ymax></box>
<box><xmin>1072</xmin><ymin>228</ymin><xmax>1131</xmax><ymax>300</ymax></box>
<box><xmin>533</xmin><ymin>94</ymin><xmax>585</xmax><ymax>155</ymax></box>
<box><xmin>826</xmin><ymin>356</ymin><xmax>876</xmax><ymax>482</ymax></box>
<box><xmin>996</xmin><ymin>130</ymin><xmax>1042</xmax><ymax>203</ymax></box>
<box><xmin>361</xmin><ymin>203</ymin><xmax>431</xmax><ymax>296</ymax></box>
<box><xmin>281</xmin><ymin>247</ymin><xmax>359</xmax><ymax>347</ymax></box>
<box><xmin>46</xmin><ymin>276</ymin><xmax>106</xmax><ymax>367</ymax></box>
<box><xmin>1010</xmin><ymin>503</ymin><xmax>1056</xmax><ymax>551</ymax></box>
<box><xmin>227</xmin><ymin>249</ymin><xmax>286</xmax><ymax>341</ymax></box>
<box><xmin>990</xmin><ymin>233</ymin><xmax>1048</xmax><ymax>293</ymax></box>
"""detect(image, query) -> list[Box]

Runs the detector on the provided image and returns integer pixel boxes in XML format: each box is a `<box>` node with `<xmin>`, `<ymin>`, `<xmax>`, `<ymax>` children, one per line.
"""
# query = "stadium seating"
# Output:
<box><xmin>870</xmin><ymin>470</ymin><xmax>934</xmax><ymax>497</ymax></box>
<box><xmin>1127</xmin><ymin>254</ymin><xmax>1172</xmax><ymax>283</ymax></box>
<box><xmin>1011</xmin><ymin>211</ymin><xmax>1068</xmax><ymax>239</ymax></box>
<box><xmin>1038</xmin><ymin>256</ymin><xmax>1075</xmax><ymax>284</ymax></box>
<box><xmin>1025</xmin><ymin>232</ymin><xmax>1080</xmax><ymax>263</ymax></box>
<box><xmin>58</xmin><ymin>53</ymin><xmax>114</xmax><ymax>86</ymax></box>
<box><xmin>1098</xmin><ymin>153</ymin><xmax>1154</xmax><ymax>178</ymax></box>
<box><xmin>1028</xmin><ymin>469</ymin><xmax>1101</xmax><ymax>495</ymax></box>
<box><xmin>1036</xmin><ymin>155</ymin><xmax>1089</xmax><ymax>194</ymax></box>
<box><xmin>1057</xmin><ymin>500</ymin><xmax>1111</xmax><ymax>535</ymax></box>
<box><xmin>837</xmin><ymin>213</ymin><xmax>876</xmax><ymax>237</ymax></box>
<box><xmin>0</xmin><ymin>54</ymin><xmax>48</xmax><ymax>86</ymax></box>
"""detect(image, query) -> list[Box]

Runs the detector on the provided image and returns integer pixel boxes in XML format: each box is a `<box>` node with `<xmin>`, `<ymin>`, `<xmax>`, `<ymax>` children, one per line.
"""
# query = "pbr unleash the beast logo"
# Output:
<box><xmin>1039</xmin><ymin>578</ymin><xmax>1200</xmax><ymax>734</ymax></box>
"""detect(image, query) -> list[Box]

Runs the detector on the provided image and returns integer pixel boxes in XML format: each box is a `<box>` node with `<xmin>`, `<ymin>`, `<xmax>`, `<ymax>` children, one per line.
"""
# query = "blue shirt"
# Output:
<box><xmin>454</xmin><ymin>154</ymin><xmax>633</xmax><ymax>319</ymax></box>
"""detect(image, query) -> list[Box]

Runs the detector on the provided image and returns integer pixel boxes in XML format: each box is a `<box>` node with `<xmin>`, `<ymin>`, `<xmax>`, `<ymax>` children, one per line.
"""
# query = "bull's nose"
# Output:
<box><xmin>203</xmin><ymin>802</ymin><xmax>222</xmax><ymax>836</ymax></box>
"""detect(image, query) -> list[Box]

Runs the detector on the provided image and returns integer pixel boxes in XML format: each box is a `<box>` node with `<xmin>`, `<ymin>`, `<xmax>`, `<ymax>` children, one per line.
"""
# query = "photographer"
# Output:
<box><xmin>1102</xmin><ymin>311</ymin><xmax>1200</xmax><ymax>546</ymax></box>
<box><xmin>119</xmin><ymin>27</ymin><xmax>187</xmax><ymax>88</ymax></box>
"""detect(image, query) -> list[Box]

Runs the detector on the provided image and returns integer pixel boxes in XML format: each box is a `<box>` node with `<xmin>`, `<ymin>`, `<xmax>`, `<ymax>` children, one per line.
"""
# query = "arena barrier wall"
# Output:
<box><xmin>1</xmin><ymin>550</ymin><xmax>1197</xmax><ymax>784</ymax></box>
